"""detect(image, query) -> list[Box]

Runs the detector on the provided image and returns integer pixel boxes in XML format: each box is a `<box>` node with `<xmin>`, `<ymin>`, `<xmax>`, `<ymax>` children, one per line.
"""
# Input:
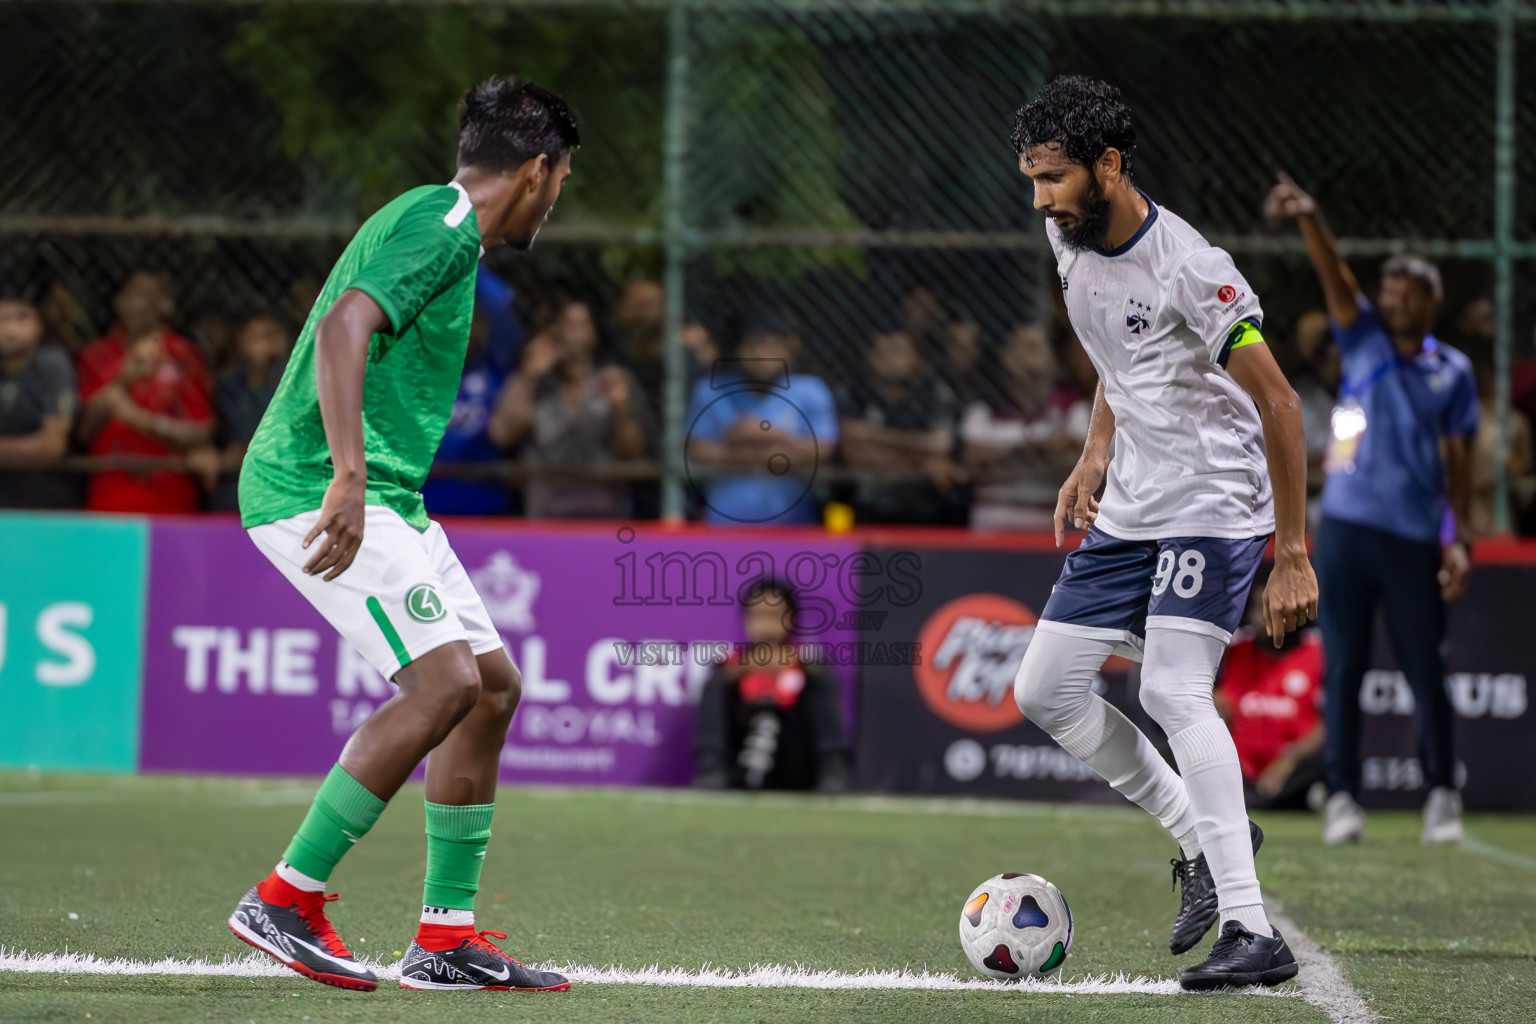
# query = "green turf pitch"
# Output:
<box><xmin>0</xmin><ymin>775</ymin><xmax>1532</xmax><ymax>1023</ymax></box>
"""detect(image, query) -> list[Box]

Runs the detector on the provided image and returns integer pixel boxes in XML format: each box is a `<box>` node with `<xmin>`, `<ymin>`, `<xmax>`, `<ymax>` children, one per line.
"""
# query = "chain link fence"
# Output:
<box><xmin>3</xmin><ymin>0</ymin><xmax>1534</xmax><ymax>528</ymax></box>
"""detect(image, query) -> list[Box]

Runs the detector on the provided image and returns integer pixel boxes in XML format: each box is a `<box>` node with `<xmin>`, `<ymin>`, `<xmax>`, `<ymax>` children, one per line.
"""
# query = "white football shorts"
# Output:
<box><xmin>248</xmin><ymin>505</ymin><xmax>505</xmax><ymax>680</ymax></box>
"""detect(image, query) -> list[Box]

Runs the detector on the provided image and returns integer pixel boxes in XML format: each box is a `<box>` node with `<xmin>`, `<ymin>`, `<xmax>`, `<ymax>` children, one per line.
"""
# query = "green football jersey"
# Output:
<box><xmin>240</xmin><ymin>183</ymin><xmax>480</xmax><ymax>532</ymax></box>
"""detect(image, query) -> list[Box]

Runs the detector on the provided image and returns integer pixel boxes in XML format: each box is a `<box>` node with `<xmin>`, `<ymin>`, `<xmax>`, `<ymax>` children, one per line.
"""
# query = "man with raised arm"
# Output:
<box><xmin>1266</xmin><ymin>172</ymin><xmax>1476</xmax><ymax>848</ymax></box>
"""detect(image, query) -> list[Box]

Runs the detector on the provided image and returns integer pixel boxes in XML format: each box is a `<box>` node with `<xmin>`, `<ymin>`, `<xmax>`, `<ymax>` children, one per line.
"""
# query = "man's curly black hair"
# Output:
<box><xmin>1011</xmin><ymin>75</ymin><xmax>1137</xmax><ymax>181</ymax></box>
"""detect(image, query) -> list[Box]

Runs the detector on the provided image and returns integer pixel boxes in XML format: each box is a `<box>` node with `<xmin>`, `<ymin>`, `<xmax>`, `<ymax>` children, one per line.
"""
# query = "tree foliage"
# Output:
<box><xmin>227</xmin><ymin>4</ymin><xmax>862</xmax><ymax>280</ymax></box>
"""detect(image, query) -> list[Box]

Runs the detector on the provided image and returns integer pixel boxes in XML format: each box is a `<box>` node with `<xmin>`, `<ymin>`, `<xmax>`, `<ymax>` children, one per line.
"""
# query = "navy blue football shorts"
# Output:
<box><xmin>1037</xmin><ymin>526</ymin><xmax>1268</xmax><ymax>661</ymax></box>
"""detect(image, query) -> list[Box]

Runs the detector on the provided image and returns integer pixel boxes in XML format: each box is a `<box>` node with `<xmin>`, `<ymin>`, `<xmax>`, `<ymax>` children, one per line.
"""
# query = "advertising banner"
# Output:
<box><xmin>1354</xmin><ymin>563</ymin><xmax>1536</xmax><ymax>811</ymax></box>
<box><xmin>139</xmin><ymin>518</ymin><xmax>861</xmax><ymax>786</ymax></box>
<box><xmin>853</xmin><ymin>543</ymin><xmax>1536</xmax><ymax>811</ymax></box>
<box><xmin>851</xmin><ymin>543</ymin><xmax>1129</xmax><ymax>803</ymax></box>
<box><xmin>0</xmin><ymin>512</ymin><xmax>147</xmax><ymax>771</ymax></box>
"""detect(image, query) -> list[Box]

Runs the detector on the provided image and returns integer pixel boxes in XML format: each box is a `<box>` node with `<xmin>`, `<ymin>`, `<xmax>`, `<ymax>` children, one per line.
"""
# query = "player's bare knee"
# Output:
<box><xmin>409</xmin><ymin>660</ymin><xmax>482</xmax><ymax>726</ymax></box>
<box><xmin>398</xmin><ymin>643</ymin><xmax>485</xmax><ymax>724</ymax></box>
<box><xmin>479</xmin><ymin>663</ymin><xmax>521</xmax><ymax>726</ymax></box>
<box><xmin>445</xmin><ymin>670</ymin><xmax>483</xmax><ymax>721</ymax></box>
<box><xmin>499</xmin><ymin>662</ymin><xmax>522</xmax><ymax>714</ymax></box>
<box><xmin>471</xmin><ymin>652</ymin><xmax>521</xmax><ymax>723</ymax></box>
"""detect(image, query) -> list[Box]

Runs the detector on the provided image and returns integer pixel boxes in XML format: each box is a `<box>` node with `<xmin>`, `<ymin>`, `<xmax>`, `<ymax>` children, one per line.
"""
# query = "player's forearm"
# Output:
<box><xmin>313</xmin><ymin>314</ymin><xmax>370</xmax><ymax>488</ymax></box>
<box><xmin>1082</xmin><ymin>380</ymin><xmax>1114</xmax><ymax>463</ymax></box>
<box><xmin>1295</xmin><ymin>213</ymin><xmax>1361</xmax><ymax>327</ymax></box>
<box><xmin>1260</xmin><ymin>387</ymin><xmax>1309</xmax><ymax>559</ymax></box>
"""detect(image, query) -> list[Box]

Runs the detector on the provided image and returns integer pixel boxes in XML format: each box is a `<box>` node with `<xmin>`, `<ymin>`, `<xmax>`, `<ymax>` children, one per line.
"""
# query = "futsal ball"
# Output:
<box><xmin>958</xmin><ymin>872</ymin><xmax>1073</xmax><ymax>980</ymax></box>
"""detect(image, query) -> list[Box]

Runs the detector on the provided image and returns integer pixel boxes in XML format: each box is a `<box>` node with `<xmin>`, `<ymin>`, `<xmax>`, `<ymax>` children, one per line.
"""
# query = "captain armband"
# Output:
<box><xmin>1217</xmin><ymin>318</ymin><xmax>1264</xmax><ymax>367</ymax></box>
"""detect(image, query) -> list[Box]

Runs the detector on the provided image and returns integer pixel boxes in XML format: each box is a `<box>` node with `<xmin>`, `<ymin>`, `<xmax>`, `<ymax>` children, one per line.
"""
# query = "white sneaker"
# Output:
<box><xmin>1322</xmin><ymin>791</ymin><xmax>1365</xmax><ymax>846</ymax></box>
<box><xmin>1421</xmin><ymin>787</ymin><xmax>1465</xmax><ymax>846</ymax></box>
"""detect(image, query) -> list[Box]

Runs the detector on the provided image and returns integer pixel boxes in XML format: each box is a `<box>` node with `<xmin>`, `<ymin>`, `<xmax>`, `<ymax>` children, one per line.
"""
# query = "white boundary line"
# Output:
<box><xmin>1461</xmin><ymin>834</ymin><xmax>1536</xmax><ymax>872</ymax></box>
<box><xmin>1266</xmin><ymin>902</ymin><xmax>1378</xmax><ymax>1024</ymax></box>
<box><xmin>0</xmin><ymin>948</ymin><xmax>1294</xmax><ymax>996</ymax></box>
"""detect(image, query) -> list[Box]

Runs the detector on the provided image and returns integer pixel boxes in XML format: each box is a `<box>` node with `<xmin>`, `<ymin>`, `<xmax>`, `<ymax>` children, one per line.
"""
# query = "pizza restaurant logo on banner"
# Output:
<box><xmin>913</xmin><ymin>593</ymin><xmax>1038</xmax><ymax>732</ymax></box>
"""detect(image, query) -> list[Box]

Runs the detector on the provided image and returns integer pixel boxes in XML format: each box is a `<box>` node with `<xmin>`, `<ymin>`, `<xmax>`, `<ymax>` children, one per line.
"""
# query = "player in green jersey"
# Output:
<box><xmin>227</xmin><ymin>78</ymin><xmax>577</xmax><ymax>994</ymax></box>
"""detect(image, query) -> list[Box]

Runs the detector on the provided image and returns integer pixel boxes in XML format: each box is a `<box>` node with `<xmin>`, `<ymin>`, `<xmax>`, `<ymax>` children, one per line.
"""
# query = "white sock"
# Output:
<box><xmin>1166</xmin><ymin>718</ymin><xmax>1270</xmax><ymax>934</ymax></box>
<box><xmin>1173</xmin><ymin>821</ymin><xmax>1202</xmax><ymax>860</ymax></box>
<box><xmin>275</xmin><ymin>860</ymin><xmax>326</xmax><ymax>893</ymax></box>
<box><xmin>1225</xmin><ymin>904</ymin><xmax>1271</xmax><ymax>935</ymax></box>
<box><xmin>420</xmin><ymin>905</ymin><xmax>475</xmax><ymax>927</ymax></box>
<box><xmin>1055</xmin><ymin>695</ymin><xmax>1197</xmax><ymax>850</ymax></box>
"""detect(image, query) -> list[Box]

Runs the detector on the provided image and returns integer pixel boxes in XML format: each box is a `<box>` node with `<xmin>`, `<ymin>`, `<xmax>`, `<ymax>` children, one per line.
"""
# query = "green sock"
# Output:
<box><xmin>281</xmin><ymin>764</ymin><xmax>387</xmax><ymax>883</ymax></box>
<box><xmin>422</xmin><ymin>802</ymin><xmax>495</xmax><ymax>912</ymax></box>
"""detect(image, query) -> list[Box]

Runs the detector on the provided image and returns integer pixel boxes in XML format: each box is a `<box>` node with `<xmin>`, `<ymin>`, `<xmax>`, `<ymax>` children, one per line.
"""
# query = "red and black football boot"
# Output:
<box><xmin>228</xmin><ymin>884</ymin><xmax>377</xmax><ymax>991</ymax></box>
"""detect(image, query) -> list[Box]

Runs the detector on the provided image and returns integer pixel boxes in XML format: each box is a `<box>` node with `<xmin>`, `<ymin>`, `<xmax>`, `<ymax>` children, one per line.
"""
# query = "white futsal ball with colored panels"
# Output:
<box><xmin>958</xmin><ymin>873</ymin><xmax>1073</xmax><ymax>980</ymax></box>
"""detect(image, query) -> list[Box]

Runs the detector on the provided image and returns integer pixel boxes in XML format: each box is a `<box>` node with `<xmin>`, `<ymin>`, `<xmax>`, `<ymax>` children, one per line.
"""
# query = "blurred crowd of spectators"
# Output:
<box><xmin>1</xmin><ymin>266</ymin><xmax>1532</xmax><ymax>535</ymax></box>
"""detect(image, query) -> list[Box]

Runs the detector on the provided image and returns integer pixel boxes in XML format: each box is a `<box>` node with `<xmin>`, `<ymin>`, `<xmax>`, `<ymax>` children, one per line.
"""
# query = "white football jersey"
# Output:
<box><xmin>1048</xmin><ymin>196</ymin><xmax>1274</xmax><ymax>540</ymax></box>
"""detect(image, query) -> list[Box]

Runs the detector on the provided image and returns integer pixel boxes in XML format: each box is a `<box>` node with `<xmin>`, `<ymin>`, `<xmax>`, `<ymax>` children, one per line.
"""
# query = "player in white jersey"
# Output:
<box><xmin>1008</xmin><ymin>77</ymin><xmax>1318</xmax><ymax>990</ymax></box>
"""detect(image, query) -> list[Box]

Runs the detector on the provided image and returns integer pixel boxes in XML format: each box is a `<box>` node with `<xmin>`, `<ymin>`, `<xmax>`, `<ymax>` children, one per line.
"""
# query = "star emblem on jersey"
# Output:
<box><xmin>405</xmin><ymin>583</ymin><xmax>447</xmax><ymax>623</ymax></box>
<box><xmin>1125</xmin><ymin>298</ymin><xmax>1152</xmax><ymax>335</ymax></box>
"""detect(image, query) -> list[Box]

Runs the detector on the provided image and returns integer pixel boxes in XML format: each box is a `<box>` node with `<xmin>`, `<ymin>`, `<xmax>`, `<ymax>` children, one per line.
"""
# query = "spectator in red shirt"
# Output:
<box><xmin>75</xmin><ymin>271</ymin><xmax>214</xmax><ymax>513</ymax></box>
<box><xmin>1214</xmin><ymin>567</ymin><xmax>1327</xmax><ymax>810</ymax></box>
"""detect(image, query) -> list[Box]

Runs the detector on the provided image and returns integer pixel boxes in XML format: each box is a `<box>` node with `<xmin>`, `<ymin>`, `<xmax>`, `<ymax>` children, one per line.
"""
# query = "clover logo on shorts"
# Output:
<box><xmin>405</xmin><ymin>583</ymin><xmax>447</xmax><ymax>624</ymax></box>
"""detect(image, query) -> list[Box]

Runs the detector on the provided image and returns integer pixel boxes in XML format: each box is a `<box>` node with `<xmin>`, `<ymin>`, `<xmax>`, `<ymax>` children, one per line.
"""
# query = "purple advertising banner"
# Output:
<box><xmin>140</xmin><ymin>518</ymin><xmax>863</xmax><ymax>786</ymax></box>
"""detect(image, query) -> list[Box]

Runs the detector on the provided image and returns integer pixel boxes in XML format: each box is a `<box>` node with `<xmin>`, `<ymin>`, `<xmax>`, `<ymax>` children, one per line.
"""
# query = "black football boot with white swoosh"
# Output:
<box><xmin>228</xmin><ymin>885</ymin><xmax>378</xmax><ymax>991</ymax></box>
<box><xmin>398</xmin><ymin>930</ymin><xmax>570</xmax><ymax>991</ymax></box>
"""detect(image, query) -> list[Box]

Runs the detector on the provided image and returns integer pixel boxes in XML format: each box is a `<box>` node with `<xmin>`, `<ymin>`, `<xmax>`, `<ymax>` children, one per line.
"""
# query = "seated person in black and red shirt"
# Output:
<box><xmin>1214</xmin><ymin>567</ymin><xmax>1326</xmax><ymax>810</ymax></box>
<box><xmin>693</xmin><ymin>581</ymin><xmax>848</xmax><ymax>792</ymax></box>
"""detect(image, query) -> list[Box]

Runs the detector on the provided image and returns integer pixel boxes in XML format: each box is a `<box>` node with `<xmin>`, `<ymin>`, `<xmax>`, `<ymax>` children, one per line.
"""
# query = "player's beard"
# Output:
<box><xmin>1054</xmin><ymin>174</ymin><xmax>1112</xmax><ymax>252</ymax></box>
